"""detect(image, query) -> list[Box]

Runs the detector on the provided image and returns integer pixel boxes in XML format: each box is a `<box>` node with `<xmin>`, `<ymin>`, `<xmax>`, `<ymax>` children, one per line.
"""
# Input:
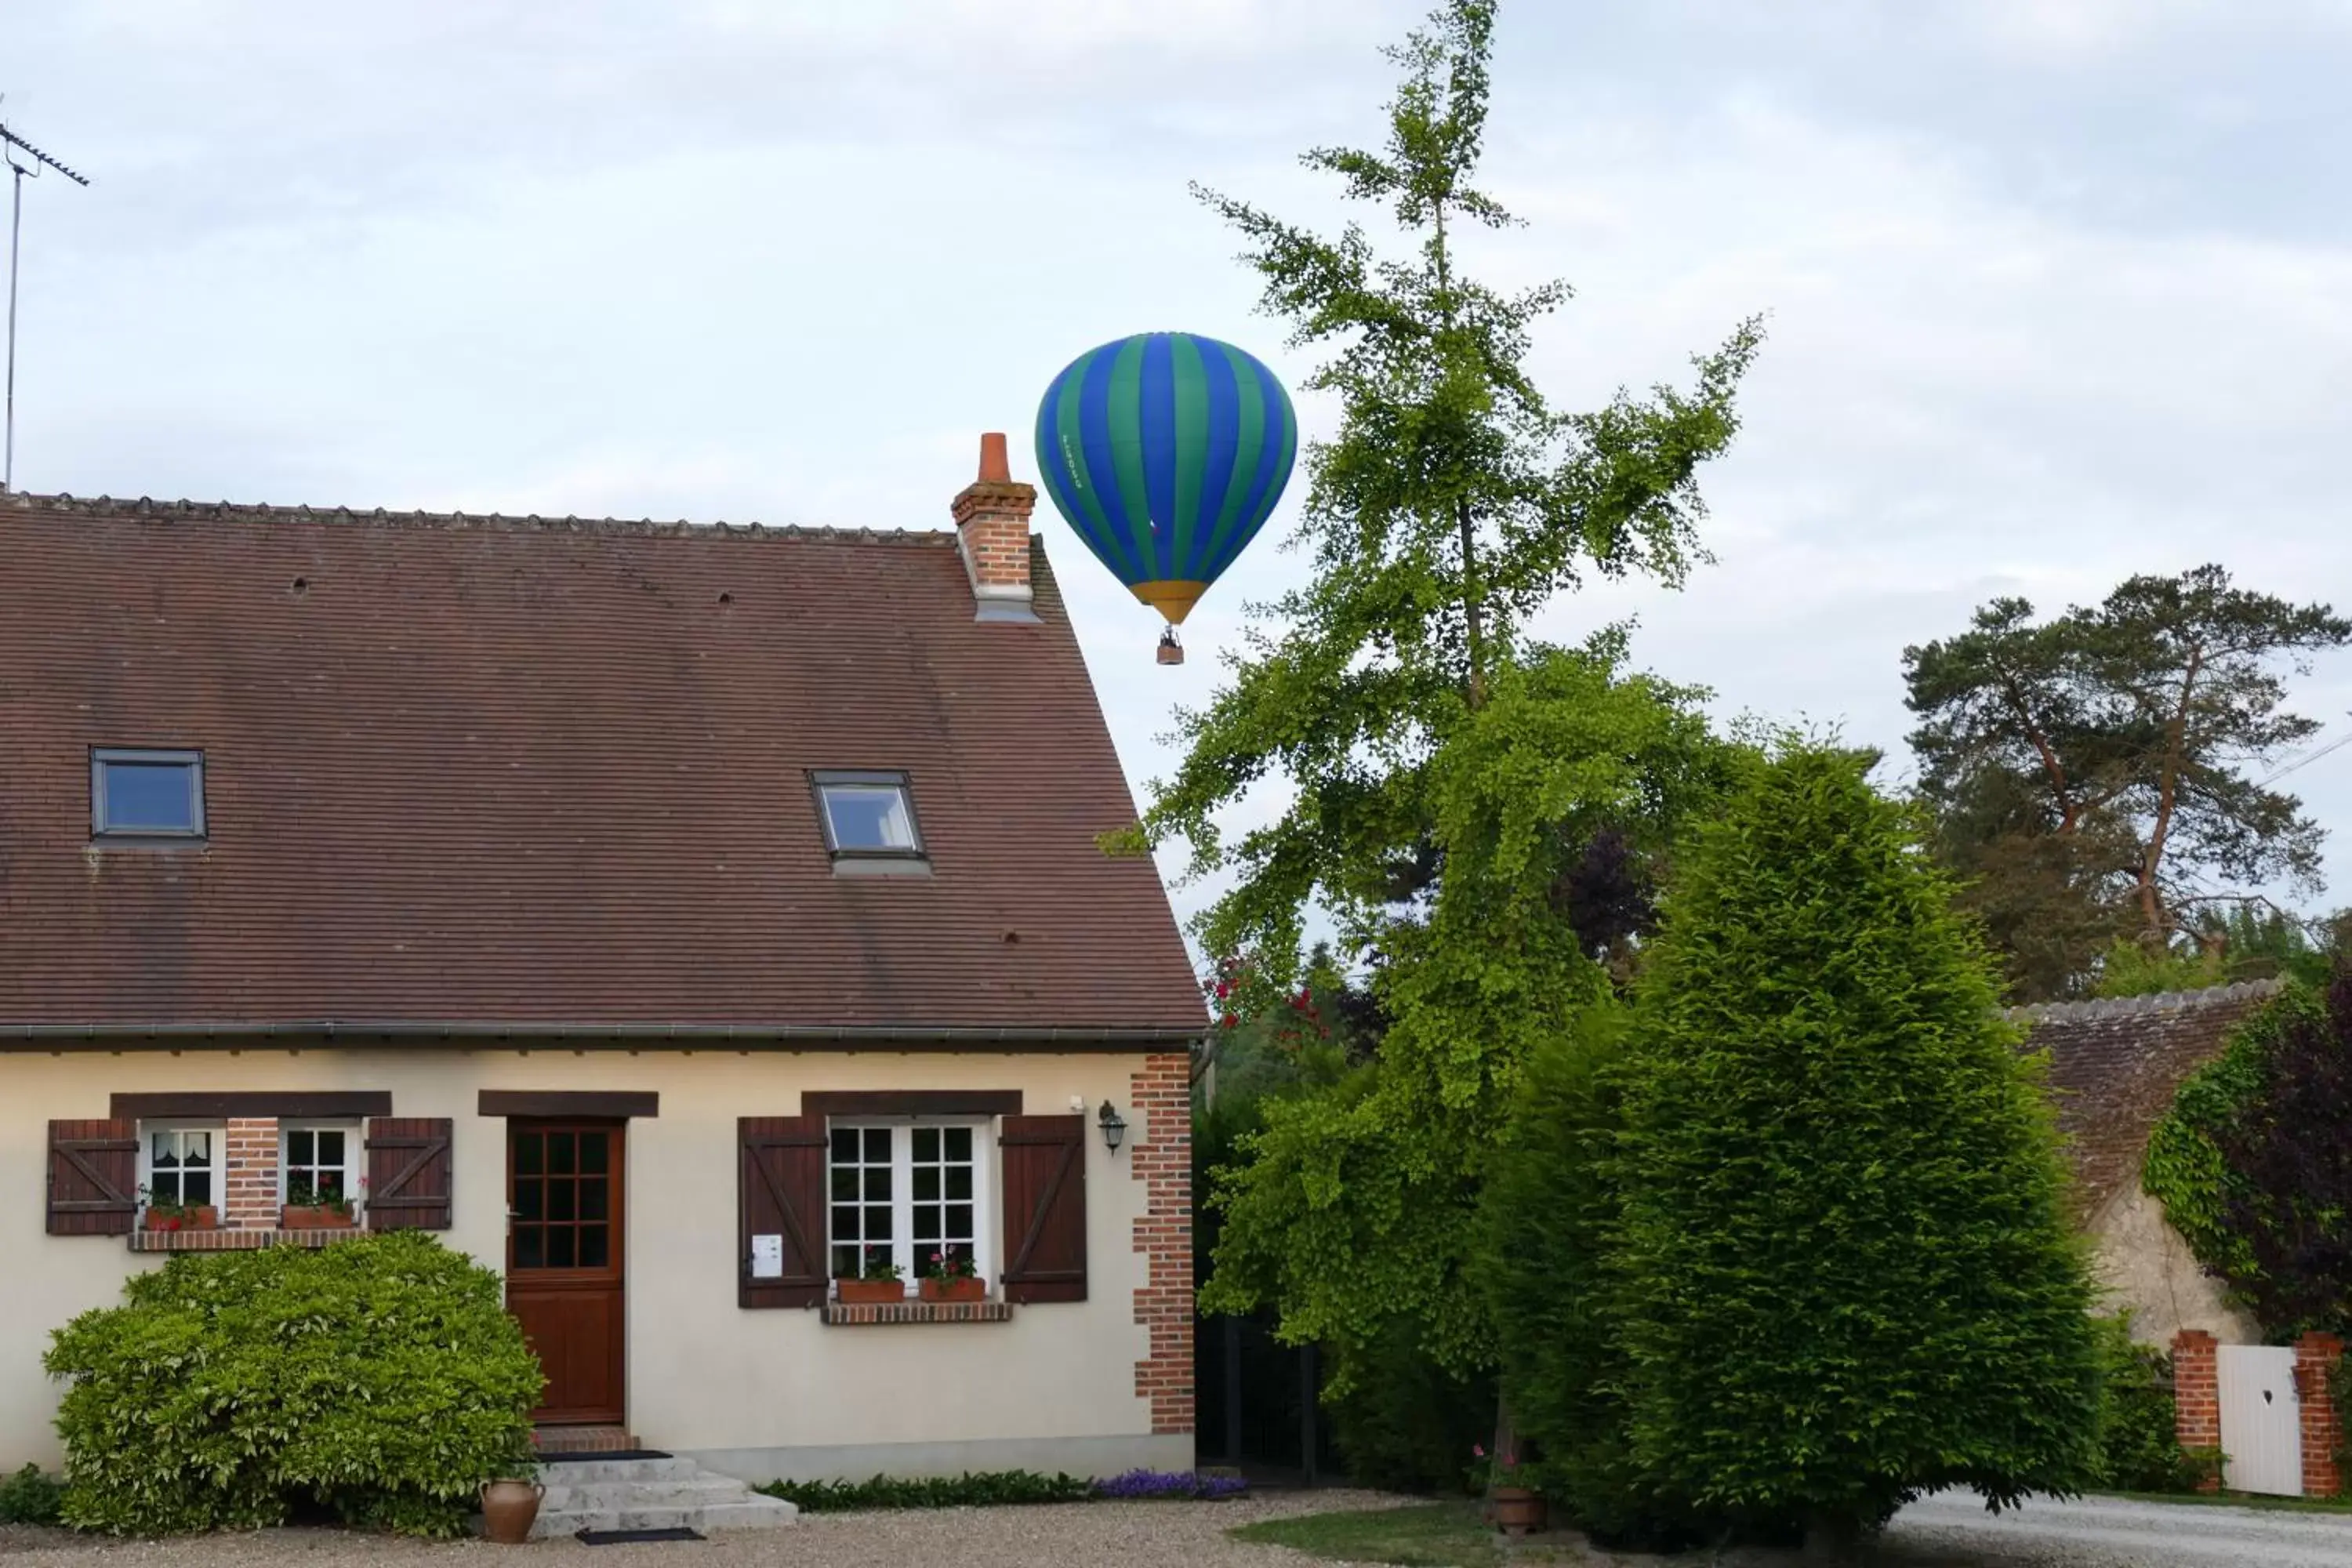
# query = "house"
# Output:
<box><xmin>2013</xmin><ymin>979</ymin><xmax>2284</xmax><ymax>1345</ymax></box>
<box><xmin>0</xmin><ymin>439</ymin><xmax>1204</xmax><ymax>1486</ymax></box>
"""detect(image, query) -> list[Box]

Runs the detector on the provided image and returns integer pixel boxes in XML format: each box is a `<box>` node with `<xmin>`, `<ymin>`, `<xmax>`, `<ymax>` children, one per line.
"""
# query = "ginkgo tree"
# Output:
<box><xmin>1132</xmin><ymin>0</ymin><xmax>1761</xmax><ymax>1395</ymax></box>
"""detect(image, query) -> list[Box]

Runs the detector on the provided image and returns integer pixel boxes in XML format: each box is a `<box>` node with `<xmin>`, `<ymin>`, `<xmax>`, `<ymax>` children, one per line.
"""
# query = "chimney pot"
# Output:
<box><xmin>978</xmin><ymin>432</ymin><xmax>1011</xmax><ymax>484</ymax></box>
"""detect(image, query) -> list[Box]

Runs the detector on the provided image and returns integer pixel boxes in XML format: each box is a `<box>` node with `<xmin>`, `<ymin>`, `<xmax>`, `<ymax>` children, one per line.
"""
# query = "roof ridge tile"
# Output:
<box><xmin>2004</xmin><ymin>975</ymin><xmax>2287</xmax><ymax>1025</ymax></box>
<box><xmin>0</xmin><ymin>490</ymin><xmax>952</xmax><ymax>546</ymax></box>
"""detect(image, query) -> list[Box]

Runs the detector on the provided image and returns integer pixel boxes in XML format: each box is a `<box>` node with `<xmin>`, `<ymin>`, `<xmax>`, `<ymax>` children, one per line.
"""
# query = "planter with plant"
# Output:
<box><xmin>137</xmin><ymin>1187</ymin><xmax>217</xmax><ymax>1233</ymax></box>
<box><xmin>918</xmin><ymin>1250</ymin><xmax>984</xmax><ymax>1302</ymax></box>
<box><xmin>280</xmin><ymin>1178</ymin><xmax>358</xmax><ymax>1231</ymax></box>
<box><xmin>836</xmin><ymin>1258</ymin><xmax>905</xmax><ymax>1305</ymax></box>
<box><xmin>1471</xmin><ymin>1446</ymin><xmax>1547</xmax><ymax>1537</ymax></box>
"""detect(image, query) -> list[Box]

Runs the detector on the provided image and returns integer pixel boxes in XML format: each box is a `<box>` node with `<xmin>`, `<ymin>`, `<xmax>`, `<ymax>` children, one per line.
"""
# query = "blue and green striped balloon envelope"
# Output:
<box><xmin>1033</xmin><ymin>332</ymin><xmax>1298</xmax><ymax>626</ymax></box>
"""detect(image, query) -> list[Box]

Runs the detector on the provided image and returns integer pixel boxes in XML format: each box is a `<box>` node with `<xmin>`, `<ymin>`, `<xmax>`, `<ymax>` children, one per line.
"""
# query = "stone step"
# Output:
<box><xmin>700</xmin><ymin>1497</ymin><xmax>802</xmax><ymax>1533</ymax></box>
<box><xmin>539</xmin><ymin>1478</ymin><xmax>750</xmax><ymax>1512</ymax></box>
<box><xmin>521</xmin><ymin>1455</ymin><xmax>798</xmax><ymax>1540</ymax></box>
<box><xmin>538</xmin><ymin>1456</ymin><xmax>700</xmax><ymax>1484</ymax></box>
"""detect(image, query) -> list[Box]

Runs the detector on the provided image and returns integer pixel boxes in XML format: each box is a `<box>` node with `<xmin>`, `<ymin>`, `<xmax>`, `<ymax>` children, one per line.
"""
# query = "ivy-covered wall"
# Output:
<box><xmin>2140</xmin><ymin>982</ymin><xmax>2341</xmax><ymax>1341</ymax></box>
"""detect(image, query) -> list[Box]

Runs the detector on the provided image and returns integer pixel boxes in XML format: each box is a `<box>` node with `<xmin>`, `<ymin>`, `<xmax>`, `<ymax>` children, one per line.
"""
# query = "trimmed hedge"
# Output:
<box><xmin>44</xmin><ymin>1231</ymin><xmax>541</xmax><ymax>1537</ymax></box>
<box><xmin>1490</xmin><ymin>750</ymin><xmax>2104</xmax><ymax>1549</ymax></box>
<box><xmin>754</xmin><ymin>1469</ymin><xmax>1246</xmax><ymax>1511</ymax></box>
<box><xmin>1608</xmin><ymin>752</ymin><xmax>2102</xmax><ymax>1536</ymax></box>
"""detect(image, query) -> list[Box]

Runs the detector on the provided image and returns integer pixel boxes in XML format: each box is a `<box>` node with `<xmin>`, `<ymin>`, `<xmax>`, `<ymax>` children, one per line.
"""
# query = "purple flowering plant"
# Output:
<box><xmin>1091</xmin><ymin>1468</ymin><xmax>1248</xmax><ymax>1501</ymax></box>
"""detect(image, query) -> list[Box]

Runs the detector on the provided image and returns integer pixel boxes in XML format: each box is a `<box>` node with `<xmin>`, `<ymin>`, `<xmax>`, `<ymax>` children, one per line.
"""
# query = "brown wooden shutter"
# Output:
<box><xmin>48</xmin><ymin>1120</ymin><xmax>138</xmax><ymax>1236</ymax></box>
<box><xmin>365</xmin><ymin>1118</ymin><xmax>453</xmax><ymax>1230</ymax></box>
<box><xmin>1000</xmin><ymin>1114</ymin><xmax>1087</xmax><ymax>1303</ymax></box>
<box><xmin>740</xmin><ymin>1116</ymin><xmax>827</xmax><ymax>1308</ymax></box>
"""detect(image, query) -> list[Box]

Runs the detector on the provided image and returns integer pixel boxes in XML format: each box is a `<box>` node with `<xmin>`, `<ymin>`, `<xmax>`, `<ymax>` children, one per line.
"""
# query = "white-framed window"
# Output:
<box><xmin>140</xmin><ymin>1125</ymin><xmax>220</xmax><ymax>1210</ymax></box>
<box><xmin>827</xmin><ymin>1120</ymin><xmax>990</xmax><ymax>1292</ymax></box>
<box><xmin>281</xmin><ymin>1123</ymin><xmax>359</xmax><ymax>1207</ymax></box>
<box><xmin>810</xmin><ymin>771</ymin><xmax>924</xmax><ymax>858</ymax></box>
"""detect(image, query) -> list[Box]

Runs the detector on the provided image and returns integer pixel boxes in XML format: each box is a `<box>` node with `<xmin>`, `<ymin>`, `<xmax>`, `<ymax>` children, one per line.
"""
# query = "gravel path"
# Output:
<box><xmin>13</xmin><ymin>1486</ymin><xmax>2352</xmax><ymax>1566</ymax></box>
<box><xmin>1875</xmin><ymin>1490</ymin><xmax>2352</xmax><ymax>1567</ymax></box>
<box><xmin>0</xmin><ymin>1489</ymin><xmax>1406</xmax><ymax>1567</ymax></box>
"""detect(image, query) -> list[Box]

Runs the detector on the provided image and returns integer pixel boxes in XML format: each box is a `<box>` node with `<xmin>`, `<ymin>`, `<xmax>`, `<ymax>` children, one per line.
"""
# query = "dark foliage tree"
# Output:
<box><xmin>2213</xmin><ymin>967</ymin><xmax>2352</xmax><ymax>1338</ymax></box>
<box><xmin>1904</xmin><ymin>566</ymin><xmax>2350</xmax><ymax>999</ymax></box>
<box><xmin>1602</xmin><ymin>748</ymin><xmax>2100</xmax><ymax>1541</ymax></box>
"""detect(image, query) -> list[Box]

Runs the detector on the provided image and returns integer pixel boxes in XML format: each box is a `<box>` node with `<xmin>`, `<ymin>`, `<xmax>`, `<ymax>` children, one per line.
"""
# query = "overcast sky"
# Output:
<box><xmin>9</xmin><ymin>1</ymin><xmax>2351</xmax><ymax>944</ymax></box>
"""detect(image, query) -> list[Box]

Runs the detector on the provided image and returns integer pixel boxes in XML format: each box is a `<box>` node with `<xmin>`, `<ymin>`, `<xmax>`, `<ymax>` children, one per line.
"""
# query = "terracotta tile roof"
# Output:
<box><xmin>2011</xmin><ymin>979</ymin><xmax>2285</xmax><ymax>1221</ymax></box>
<box><xmin>0</xmin><ymin>494</ymin><xmax>1205</xmax><ymax>1039</ymax></box>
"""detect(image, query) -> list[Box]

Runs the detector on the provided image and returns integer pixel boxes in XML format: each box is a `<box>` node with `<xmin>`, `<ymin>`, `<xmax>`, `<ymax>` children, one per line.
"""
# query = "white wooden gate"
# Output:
<box><xmin>2217</xmin><ymin>1345</ymin><xmax>2301</xmax><ymax>1496</ymax></box>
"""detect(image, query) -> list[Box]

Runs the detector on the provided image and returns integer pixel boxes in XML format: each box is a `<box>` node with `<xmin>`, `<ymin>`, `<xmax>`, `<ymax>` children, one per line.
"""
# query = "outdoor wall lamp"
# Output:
<box><xmin>1098</xmin><ymin>1100</ymin><xmax>1128</xmax><ymax>1154</ymax></box>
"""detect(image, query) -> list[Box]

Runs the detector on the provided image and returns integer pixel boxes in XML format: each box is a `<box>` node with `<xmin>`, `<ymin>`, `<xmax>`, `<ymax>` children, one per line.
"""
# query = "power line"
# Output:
<box><xmin>1</xmin><ymin>105</ymin><xmax>93</xmax><ymax>495</ymax></box>
<box><xmin>2256</xmin><ymin>714</ymin><xmax>2352</xmax><ymax>789</ymax></box>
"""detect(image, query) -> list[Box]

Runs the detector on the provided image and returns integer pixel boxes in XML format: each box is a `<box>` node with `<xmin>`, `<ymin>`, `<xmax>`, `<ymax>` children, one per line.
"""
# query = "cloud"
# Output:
<box><xmin>10</xmin><ymin>0</ymin><xmax>2352</xmax><ymax>958</ymax></box>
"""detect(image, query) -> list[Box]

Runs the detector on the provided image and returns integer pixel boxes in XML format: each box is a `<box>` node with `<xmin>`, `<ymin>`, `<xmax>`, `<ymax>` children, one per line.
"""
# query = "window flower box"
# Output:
<box><xmin>837</xmin><ymin>1277</ymin><xmax>906</xmax><ymax>1305</ymax></box>
<box><xmin>919</xmin><ymin>1276</ymin><xmax>985</xmax><ymax>1304</ymax></box>
<box><xmin>142</xmin><ymin>1203</ymin><xmax>218</xmax><ymax>1233</ymax></box>
<box><xmin>280</xmin><ymin>1203</ymin><xmax>357</xmax><ymax>1231</ymax></box>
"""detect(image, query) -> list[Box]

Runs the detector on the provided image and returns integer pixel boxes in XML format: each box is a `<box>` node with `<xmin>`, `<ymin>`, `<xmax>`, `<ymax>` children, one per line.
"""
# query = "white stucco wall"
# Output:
<box><xmin>0</xmin><ymin>1047</ymin><xmax>1187</xmax><ymax>1480</ymax></box>
<box><xmin>2090</xmin><ymin>1174</ymin><xmax>2259</xmax><ymax>1348</ymax></box>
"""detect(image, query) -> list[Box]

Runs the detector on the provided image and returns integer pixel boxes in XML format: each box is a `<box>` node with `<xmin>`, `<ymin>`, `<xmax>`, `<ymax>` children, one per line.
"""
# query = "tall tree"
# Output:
<box><xmin>1141</xmin><ymin>0</ymin><xmax>1759</xmax><ymax>980</ymax></box>
<box><xmin>1604</xmin><ymin>748</ymin><xmax>2100</xmax><ymax>1544</ymax></box>
<box><xmin>1149</xmin><ymin>0</ymin><xmax>1760</xmax><ymax>1391</ymax></box>
<box><xmin>1904</xmin><ymin>565</ymin><xmax>2350</xmax><ymax>997</ymax></box>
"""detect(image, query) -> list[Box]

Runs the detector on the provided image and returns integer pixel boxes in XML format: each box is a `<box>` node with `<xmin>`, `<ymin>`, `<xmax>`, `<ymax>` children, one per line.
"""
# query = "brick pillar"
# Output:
<box><xmin>1129</xmin><ymin>1051</ymin><xmax>1194</xmax><ymax>1436</ymax></box>
<box><xmin>223</xmin><ymin>1117</ymin><xmax>280</xmax><ymax>1229</ymax></box>
<box><xmin>2172</xmin><ymin>1329</ymin><xmax>2221</xmax><ymax>1493</ymax></box>
<box><xmin>2297</xmin><ymin>1333</ymin><xmax>2343</xmax><ymax>1498</ymax></box>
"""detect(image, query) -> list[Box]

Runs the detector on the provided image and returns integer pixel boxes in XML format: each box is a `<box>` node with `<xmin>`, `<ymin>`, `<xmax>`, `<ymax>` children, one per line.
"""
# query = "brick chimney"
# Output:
<box><xmin>950</xmin><ymin>432</ymin><xmax>1038</xmax><ymax>622</ymax></box>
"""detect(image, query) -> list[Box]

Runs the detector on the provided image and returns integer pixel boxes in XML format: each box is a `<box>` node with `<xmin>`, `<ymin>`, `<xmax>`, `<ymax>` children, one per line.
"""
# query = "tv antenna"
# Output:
<box><xmin>2</xmin><ymin>102</ymin><xmax>92</xmax><ymax>494</ymax></box>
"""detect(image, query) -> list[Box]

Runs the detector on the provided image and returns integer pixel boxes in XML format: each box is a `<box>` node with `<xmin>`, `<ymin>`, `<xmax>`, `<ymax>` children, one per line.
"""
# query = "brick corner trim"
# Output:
<box><xmin>1129</xmin><ymin>1051</ymin><xmax>1193</xmax><ymax>1436</ymax></box>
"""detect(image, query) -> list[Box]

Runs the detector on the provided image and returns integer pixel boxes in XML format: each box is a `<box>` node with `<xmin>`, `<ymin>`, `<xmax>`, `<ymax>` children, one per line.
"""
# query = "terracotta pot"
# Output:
<box><xmin>1492</xmin><ymin>1486</ymin><xmax>1547</xmax><ymax>1537</ymax></box>
<box><xmin>480</xmin><ymin>1478</ymin><xmax>543</xmax><ymax>1544</ymax></box>
<box><xmin>920</xmin><ymin>1276</ymin><xmax>985</xmax><ymax>1303</ymax></box>
<box><xmin>280</xmin><ymin>1205</ymin><xmax>357</xmax><ymax>1231</ymax></box>
<box><xmin>837</xmin><ymin>1277</ymin><xmax>906</xmax><ymax>1305</ymax></box>
<box><xmin>143</xmin><ymin>1205</ymin><xmax>218</xmax><ymax>1232</ymax></box>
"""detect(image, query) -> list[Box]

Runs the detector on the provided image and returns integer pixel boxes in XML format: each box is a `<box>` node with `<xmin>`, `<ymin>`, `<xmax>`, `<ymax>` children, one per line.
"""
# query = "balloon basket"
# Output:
<box><xmin>1156</xmin><ymin>626</ymin><xmax>1185</xmax><ymax>666</ymax></box>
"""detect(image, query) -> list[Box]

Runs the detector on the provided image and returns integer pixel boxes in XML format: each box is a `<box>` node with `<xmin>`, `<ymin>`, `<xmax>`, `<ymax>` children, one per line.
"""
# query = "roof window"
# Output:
<box><xmin>812</xmin><ymin>771</ymin><xmax>925</xmax><ymax>867</ymax></box>
<box><xmin>92</xmin><ymin>749</ymin><xmax>206</xmax><ymax>840</ymax></box>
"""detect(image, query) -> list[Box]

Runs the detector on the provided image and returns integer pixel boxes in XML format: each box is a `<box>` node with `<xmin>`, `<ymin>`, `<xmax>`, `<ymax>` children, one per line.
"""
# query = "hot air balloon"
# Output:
<box><xmin>1034</xmin><ymin>332</ymin><xmax>1298</xmax><ymax>664</ymax></box>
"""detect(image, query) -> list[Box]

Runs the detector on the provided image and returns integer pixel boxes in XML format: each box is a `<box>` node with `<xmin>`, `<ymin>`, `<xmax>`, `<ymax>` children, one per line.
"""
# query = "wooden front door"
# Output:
<box><xmin>506</xmin><ymin>1122</ymin><xmax>626</xmax><ymax>1426</ymax></box>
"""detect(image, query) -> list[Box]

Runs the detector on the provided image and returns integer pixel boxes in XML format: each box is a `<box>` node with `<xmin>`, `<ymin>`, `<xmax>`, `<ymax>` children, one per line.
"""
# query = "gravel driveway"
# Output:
<box><xmin>0</xmin><ymin>1489</ymin><xmax>1404</xmax><ymax>1567</ymax></box>
<box><xmin>11</xmin><ymin>1487</ymin><xmax>2352</xmax><ymax>1566</ymax></box>
<box><xmin>1877</xmin><ymin>1490</ymin><xmax>2352</xmax><ymax>1568</ymax></box>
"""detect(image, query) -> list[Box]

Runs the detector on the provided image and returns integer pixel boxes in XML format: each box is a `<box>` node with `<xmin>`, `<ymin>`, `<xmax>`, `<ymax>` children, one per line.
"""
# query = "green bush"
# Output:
<box><xmin>756</xmin><ymin>1471</ymin><xmax>1096</xmax><ymax>1511</ymax></box>
<box><xmin>1321</xmin><ymin>1314</ymin><xmax>1496</xmax><ymax>1495</ymax></box>
<box><xmin>0</xmin><ymin>1464</ymin><xmax>64</xmax><ymax>1526</ymax></box>
<box><xmin>44</xmin><ymin>1231</ymin><xmax>542</xmax><ymax>1537</ymax></box>
<box><xmin>2087</xmin><ymin>1316</ymin><xmax>2201</xmax><ymax>1494</ymax></box>
<box><xmin>1483</xmin><ymin>1006</ymin><xmax>1697</xmax><ymax>1549</ymax></box>
<box><xmin>1494</xmin><ymin>749</ymin><xmax>2103</xmax><ymax>1547</ymax></box>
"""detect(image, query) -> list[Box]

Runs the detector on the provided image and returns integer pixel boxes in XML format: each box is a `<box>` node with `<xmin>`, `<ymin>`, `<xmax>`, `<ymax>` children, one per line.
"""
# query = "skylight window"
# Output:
<box><xmin>92</xmin><ymin>749</ymin><xmax>206</xmax><ymax>840</ymax></box>
<box><xmin>812</xmin><ymin>771</ymin><xmax>924</xmax><ymax>859</ymax></box>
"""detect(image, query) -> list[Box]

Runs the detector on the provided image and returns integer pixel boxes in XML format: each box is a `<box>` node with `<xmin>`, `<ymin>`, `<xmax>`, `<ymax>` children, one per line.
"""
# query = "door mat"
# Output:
<box><xmin>540</xmin><ymin>1450</ymin><xmax>674</xmax><ymax>1464</ymax></box>
<box><xmin>576</xmin><ymin>1527</ymin><xmax>705</xmax><ymax>1544</ymax></box>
